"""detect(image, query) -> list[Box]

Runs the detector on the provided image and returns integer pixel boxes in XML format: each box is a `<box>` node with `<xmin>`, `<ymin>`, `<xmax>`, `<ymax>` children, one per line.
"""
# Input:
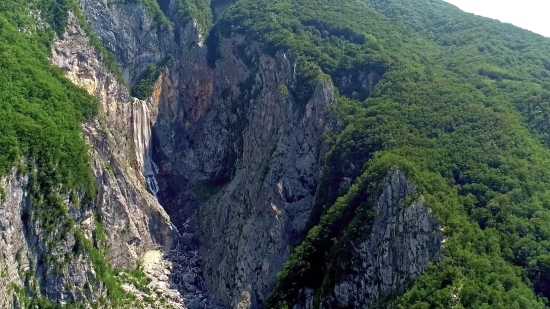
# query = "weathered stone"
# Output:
<box><xmin>318</xmin><ymin>169</ymin><xmax>444</xmax><ymax>308</ymax></box>
<box><xmin>0</xmin><ymin>170</ymin><xmax>100</xmax><ymax>306</ymax></box>
<box><xmin>78</xmin><ymin>0</ymin><xmax>337</xmax><ymax>305</ymax></box>
<box><xmin>77</xmin><ymin>0</ymin><xmax>177</xmax><ymax>86</ymax></box>
<box><xmin>50</xmin><ymin>12</ymin><xmax>174</xmax><ymax>270</ymax></box>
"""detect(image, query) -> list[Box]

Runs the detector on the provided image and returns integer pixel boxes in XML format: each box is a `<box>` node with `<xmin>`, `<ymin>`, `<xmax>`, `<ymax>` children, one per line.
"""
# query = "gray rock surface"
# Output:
<box><xmin>0</xmin><ymin>169</ymin><xmax>101</xmax><ymax>307</ymax></box>
<box><xmin>319</xmin><ymin>169</ymin><xmax>444</xmax><ymax>308</ymax></box>
<box><xmin>153</xmin><ymin>31</ymin><xmax>335</xmax><ymax>308</ymax></box>
<box><xmin>77</xmin><ymin>0</ymin><xmax>176</xmax><ymax>86</ymax></box>
<box><xmin>77</xmin><ymin>1</ymin><xmax>336</xmax><ymax>306</ymax></box>
<box><xmin>0</xmin><ymin>170</ymin><xmax>31</xmax><ymax>308</ymax></box>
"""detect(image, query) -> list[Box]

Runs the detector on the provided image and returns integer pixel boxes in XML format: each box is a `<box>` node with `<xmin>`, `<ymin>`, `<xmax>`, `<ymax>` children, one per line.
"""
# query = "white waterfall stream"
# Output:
<box><xmin>133</xmin><ymin>100</ymin><xmax>160</xmax><ymax>199</ymax></box>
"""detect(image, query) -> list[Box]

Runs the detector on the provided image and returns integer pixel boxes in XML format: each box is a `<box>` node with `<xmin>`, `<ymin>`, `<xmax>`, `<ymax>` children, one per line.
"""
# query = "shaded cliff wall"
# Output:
<box><xmin>0</xmin><ymin>170</ymin><xmax>101</xmax><ymax>306</ymax></box>
<box><xmin>0</xmin><ymin>168</ymin><xmax>99</xmax><ymax>306</ymax></box>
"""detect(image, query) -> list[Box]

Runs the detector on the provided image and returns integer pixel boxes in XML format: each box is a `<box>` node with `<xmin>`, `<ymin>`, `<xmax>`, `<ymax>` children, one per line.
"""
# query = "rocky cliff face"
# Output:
<box><xmin>78</xmin><ymin>0</ymin><xmax>176</xmax><ymax>86</ymax></box>
<box><xmin>0</xmin><ymin>9</ymin><xmax>178</xmax><ymax>308</ymax></box>
<box><xmin>51</xmin><ymin>12</ymin><xmax>174</xmax><ymax>270</ymax></box>
<box><xmin>76</xmin><ymin>1</ymin><xmax>336</xmax><ymax>307</ymax></box>
<box><xmin>320</xmin><ymin>170</ymin><xmax>443</xmax><ymax>308</ymax></box>
<box><xmin>146</xmin><ymin>23</ymin><xmax>336</xmax><ymax>308</ymax></box>
<box><xmin>0</xmin><ymin>170</ymin><xmax>101</xmax><ymax>307</ymax></box>
<box><xmin>289</xmin><ymin>170</ymin><xmax>444</xmax><ymax>309</ymax></box>
<box><xmin>196</xmin><ymin>49</ymin><xmax>335</xmax><ymax>309</ymax></box>
<box><xmin>153</xmin><ymin>28</ymin><xmax>336</xmax><ymax>308</ymax></box>
<box><xmin>0</xmin><ymin>170</ymin><xmax>29</xmax><ymax>307</ymax></box>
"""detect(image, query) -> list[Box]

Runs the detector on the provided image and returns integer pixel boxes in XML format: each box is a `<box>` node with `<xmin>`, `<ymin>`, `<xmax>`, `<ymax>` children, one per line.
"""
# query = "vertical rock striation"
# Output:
<box><xmin>75</xmin><ymin>0</ymin><xmax>336</xmax><ymax>305</ymax></box>
<box><xmin>305</xmin><ymin>170</ymin><xmax>444</xmax><ymax>309</ymax></box>
<box><xmin>51</xmin><ymin>11</ymin><xmax>174</xmax><ymax>270</ymax></box>
<box><xmin>77</xmin><ymin>0</ymin><xmax>176</xmax><ymax>85</ymax></box>
<box><xmin>0</xmin><ymin>170</ymin><xmax>31</xmax><ymax>307</ymax></box>
<box><xmin>0</xmin><ymin>169</ymin><xmax>101</xmax><ymax>306</ymax></box>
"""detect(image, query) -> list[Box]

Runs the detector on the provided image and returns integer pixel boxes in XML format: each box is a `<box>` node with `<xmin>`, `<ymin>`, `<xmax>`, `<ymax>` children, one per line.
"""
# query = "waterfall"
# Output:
<box><xmin>133</xmin><ymin>100</ymin><xmax>160</xmax><ymax>199</ymax></box>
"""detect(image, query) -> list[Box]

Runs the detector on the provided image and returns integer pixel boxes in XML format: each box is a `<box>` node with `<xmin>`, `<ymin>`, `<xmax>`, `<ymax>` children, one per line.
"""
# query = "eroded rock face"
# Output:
<box><xmin>0</xmin><ymin>169</ymin><xmax>101</xmax><ymax>307</ymax></box>
<box><xmin>0</xmin><ymin>170</ymin><xmax>31</xmax><ymax>307</ymax></box>
<box><xmin>198</xmin><ymin>76</ymin><xmax>335</xmax><ymax>309</ymax></box>
<box><xmin>77</xmin><ymin>0</ymin><xmax>176</xmax><ymax>85</ymax></box>
<box><xmin>318</xmin><ymin>170</ymin><xmax>444</xmax><ymax>309</ymax></box>
<box><xmin>50</xmin><ymin>12</ymin><xmax>174</xmax><ymax>270</ymax></box>
<box><xmin>65</xmin><ymin>2</ymin><xmax>438</xmax><ymax>308</ymax></box>
<box><xmin>149</xmin><ymin>30</ymin><xmax>336</xmax><ymax>308</ymax></box>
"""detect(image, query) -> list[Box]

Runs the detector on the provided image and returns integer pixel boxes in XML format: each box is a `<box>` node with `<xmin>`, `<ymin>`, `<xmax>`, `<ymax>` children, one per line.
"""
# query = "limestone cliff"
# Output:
<box><xmin>51</xmin><ymin>12</ymin><xmax>174</xmax><ymax>270</ymax></box>
<box><xmin>74</xmin><ymin>0</ymin><xmax>443</xmax><ymax>307</ymax></box>
<box><xmin>74</xmin><ymin>1</ymin><xmax>334</xmax><ymax>307</ymax></box>
<box><xmin>292</xmin><ymin>170</ymin><xmax>444</xmax><ymax>309</ymax></box>
<box><xmin>0</xmin><ymin>169</ymin><xmax>101</xmax><ymax>306</ymax></box>
<box><xmin>1</xmin><ymin>9</ymin><xmax>178</xmax><ymax>308</ymax></box>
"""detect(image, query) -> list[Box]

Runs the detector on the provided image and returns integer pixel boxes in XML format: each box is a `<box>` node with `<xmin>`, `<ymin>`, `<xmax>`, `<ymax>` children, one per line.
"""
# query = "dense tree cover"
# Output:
<box><xmin>204</xmin><ymin>0</ymin><xmax>550</xmax><ymax>308</ymax></box>
<box><xmin>177</xmin><ymin>0</ymin><xmax>214</xmax><ymax>33</ymax></box>
<box><xmin>0</xmin><ymin>6</ymin><xmax>96</xmax><ymax>197</ymax></box>
<box><xmin>131</xmin><ymin>55</ymin><xmax>171</xmax><ymax>99</ymax></box>
<box><xmin>366</xmin><ymin>0</ymin><xmax>550</xmax><ymax>150</ymax></box>
<box><xmin>176</xmin><ymin>0</ymin><xmax>237</xmax><ymax>34</ymax></box>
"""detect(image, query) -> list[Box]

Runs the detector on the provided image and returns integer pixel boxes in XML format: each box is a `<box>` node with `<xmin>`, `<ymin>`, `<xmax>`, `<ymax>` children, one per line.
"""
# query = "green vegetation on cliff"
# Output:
<box><xmin>115</xmin><ymin>0</ymin><xmax>172</xmax><ymax>27</ymax></box>
<box><xmin>0</xmin><ymin>0</ymin><xmax>143</xmax><ymax>307</ymax></box>
<box><xmin>132</xmin><ymin>54</ymin><xmax>172</xmax><ymax>99</ymax></box>
<box><xmin>0</xmin><ymin>2</ymin><xmax>97</xmax><ymax>200</ymax></box>
<box><xmin>177</xmin><ymin>0</ymin><xmax>213</xmax><ymax>33</ymax></box>
<box><xmin>206</xmin><ymin>0</ymin><xmax>550</xmax><ymax>308</ymax></box>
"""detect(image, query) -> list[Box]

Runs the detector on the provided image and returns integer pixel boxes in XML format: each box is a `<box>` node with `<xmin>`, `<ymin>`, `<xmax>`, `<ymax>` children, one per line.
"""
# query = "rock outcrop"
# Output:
<box><xmin>0</xmin><ymin>169</ymin><xmax>101</xmax><ymax>307</ymax></box>
<box><xmin>77</xmin><ymin>0</ymin><xmax>176</xmax><ymax>85</ymax></box>
<box><xmin>0</xmin><ymin>170</ymin><xmax>27</xmax><ymax>307</ymax></box>
<box><xmin>294</xmin><ymin>169</ymin><xmax>444</xmax><ymax>309</ymax></box>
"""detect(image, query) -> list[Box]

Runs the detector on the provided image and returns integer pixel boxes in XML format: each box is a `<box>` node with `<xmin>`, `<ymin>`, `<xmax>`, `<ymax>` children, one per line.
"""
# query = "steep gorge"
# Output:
<box><xmin>72</xmin><ymin>0</ymin><xmax>440</xmax><ymax>307</ymax></box>
<box><xmin>77</xmin><ymin>0</ymin><xmax>340</xmax><ymax>306</ymax></box>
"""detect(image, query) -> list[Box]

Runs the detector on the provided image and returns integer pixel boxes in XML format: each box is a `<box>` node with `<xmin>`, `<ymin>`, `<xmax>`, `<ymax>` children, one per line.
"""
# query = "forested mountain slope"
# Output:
<box><xmin>2</xmin><ymin>0</ymin><xmax>550</xmax><ymax>308</ymax></box>
<box><xmin>209</xmin><ymin>0</ymin><xmax>550</xmax><ymax>308</ymax></box>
